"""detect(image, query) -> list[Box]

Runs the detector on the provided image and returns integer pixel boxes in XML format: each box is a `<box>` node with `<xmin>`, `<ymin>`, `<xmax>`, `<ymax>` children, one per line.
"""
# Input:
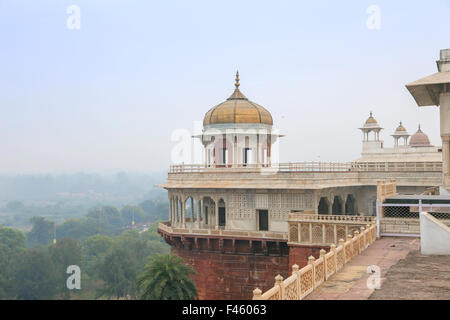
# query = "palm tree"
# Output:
<box><xmin>137</xmin><ymin>254</ymin><xmax>197</xmax><ymax>300</ymax></box>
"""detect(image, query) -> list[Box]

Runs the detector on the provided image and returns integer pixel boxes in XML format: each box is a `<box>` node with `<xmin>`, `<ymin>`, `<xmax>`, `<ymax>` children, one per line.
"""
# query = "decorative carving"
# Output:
<box><xmin>312</xmin><ymin>225</ymin><xmax>323</xmax><ymax>243</ymax></box>
<box><xmin>289</xmin><ymin>225</ymin><xmax>298</xmax><ymax>242</ymax></box>
<box><xmin>254</xmin><ymin>224</ymin><xmax>377</xmax><ymax>300</ymax></box>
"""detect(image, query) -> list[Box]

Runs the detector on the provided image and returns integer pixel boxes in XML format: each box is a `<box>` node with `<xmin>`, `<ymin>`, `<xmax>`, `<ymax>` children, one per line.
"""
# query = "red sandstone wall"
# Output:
<box><xmin>288</xmin><ymin>245</ymin><xmax>330</xmax><ymax>268</ymax></box>
<box><xmin>172</xmin><ymin>247</ymin><xmax>290</xmax><ymax>300</ymax></box>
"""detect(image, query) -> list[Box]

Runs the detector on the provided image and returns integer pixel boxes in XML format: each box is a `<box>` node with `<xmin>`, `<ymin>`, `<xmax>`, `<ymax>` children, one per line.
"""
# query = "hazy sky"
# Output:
<box><xmin>0</xmin><ymin>0</ymin><xmax>449</xmax><ymax>174</ymax></box>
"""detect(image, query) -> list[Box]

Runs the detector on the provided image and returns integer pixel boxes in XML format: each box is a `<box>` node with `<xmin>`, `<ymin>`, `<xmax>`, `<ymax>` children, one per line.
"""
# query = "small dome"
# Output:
<box><xmin>410</xmin><ymin>125</ymin><xmax>432</xmax><ymax>147</ymax></box>
<box><xmin>203</xmin><ymin>72</ymin><xmax>273</xmax><ymax>126</ymax></box>
<box><xmin>362</xmin><ymin>112</ymin><xmax>381</xmax><ymax>128</ymax></box>
<box><xmin>395</xmin><ymin>122</ymin><xmax>407</xmax><ymax>132</ymax></box>
<box><xmin>392</xmin><ymin>121</ymin><xmax>409</xmax><ymax>137</ymax></box>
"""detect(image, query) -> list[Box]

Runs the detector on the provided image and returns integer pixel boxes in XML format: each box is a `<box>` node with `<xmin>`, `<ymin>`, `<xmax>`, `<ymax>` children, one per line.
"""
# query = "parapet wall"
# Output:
<box><xmin>172</xmin><ymin>246</ymin><xmax>290</xmax><ymax>300</ymax></box>
<box><xmin>420</xmin><ymin>212</ymin><xmax>450</xmax><ymax>255</ymax></box>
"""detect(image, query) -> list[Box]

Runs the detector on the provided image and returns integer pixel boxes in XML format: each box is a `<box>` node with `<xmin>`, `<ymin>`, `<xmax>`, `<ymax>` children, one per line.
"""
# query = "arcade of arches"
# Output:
<box><xmin>318</xmin><ymin>194</ymin><xmax>357</xmax><ymax>215</ymax></box>
<box><xmin>167</xmin><ymin>189</ymin><xmax>362</xmax><ymax>232</ymax></box>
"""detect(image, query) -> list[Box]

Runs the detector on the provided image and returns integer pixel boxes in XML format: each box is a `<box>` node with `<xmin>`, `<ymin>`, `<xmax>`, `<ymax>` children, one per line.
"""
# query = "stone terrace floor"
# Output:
<box><xmin>305</xmin><ymin>236</ymin><xmax>450</xmax><ymax>300</ymax></box>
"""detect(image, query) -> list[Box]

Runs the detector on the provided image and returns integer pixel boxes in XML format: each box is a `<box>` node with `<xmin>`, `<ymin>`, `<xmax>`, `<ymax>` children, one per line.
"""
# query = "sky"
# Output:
<box><xmin>0</xmin><ymin>0</ymin><xmax>449</xmax><ymax>174</ymax></box>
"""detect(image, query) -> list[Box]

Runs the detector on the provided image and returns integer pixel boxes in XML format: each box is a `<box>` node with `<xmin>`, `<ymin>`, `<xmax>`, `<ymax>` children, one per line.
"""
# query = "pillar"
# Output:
<box><xmin>175</xmin><ymin>197</ymin><xmax>179</xmax><ymax>226</ymax></box>
<box><xmin>328</xmin><ymin>196</ymin><xmax>333</xmax><ymax>215</ymax></box>
<box><xmin>313</xmin><ymin>191</ymin><xmax>319</xmax><ymax>214</ymax></box>
<box><xmin>256</xmin><ymin>134</ymin><xmax>260</xmax><ymax>164</ymax></box>
<box><xmin>196</xmin><ymin>199</ymin><xmax>201</xmax><ymax>229</ymax></box>
<box><xmin>203</xmin><ymin>200</ymin><xmax>207</xmax><ymax>225</ymax></box>
<box><xmin>191</xmin><ymin>197</ymin><xmax>194</xmax><ymax>222</ymax></box>
<box><xmin>169</xmin><ymin>195</ymin><xmax>173</xmax><ymax>224</ymax></box>
<box><xmin>181</xmin><ymin>198</ymin><xmax>186</xmax><ymax>228</ymax></box>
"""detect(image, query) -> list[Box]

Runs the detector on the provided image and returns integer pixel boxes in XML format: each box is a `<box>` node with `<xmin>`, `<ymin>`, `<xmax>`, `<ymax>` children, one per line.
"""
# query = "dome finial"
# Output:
<box><xmin>370</xmin><ymin>111</ymin><xmax>373</xmax><ymax>117</ymax></box>
<box><xmin>235</xmin><ymin>70</ymin><xmax>240</xmax><ymax>88</ymax></box>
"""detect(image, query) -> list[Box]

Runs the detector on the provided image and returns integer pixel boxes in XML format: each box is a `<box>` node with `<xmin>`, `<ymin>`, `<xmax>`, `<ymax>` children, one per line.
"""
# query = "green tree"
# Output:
<box><xmin>27</xmin><ymin>216</ymin><xmax>54</xmax><ymax>247</ymax></box>
<box><xmin>81</xmin><ymin>234</ymin><xmax>114</xmax><ymax>275</ymax></box>
<box><xmin>0</xmin><ymin>226</ymin><xmax>26</xmax><ymax>252</ymax></box>
<box><xmin>137</xmin><ymin>254</ymin><xmax>197</xmax><ymax>300</ymax></box>
<box><xmin>114</xmin><ymin>230</ymin><xmax>169</xmax><ymax>275</ymax></box>
<box><xmin>139</xmin><ymin>199</ymin><xmax>169</xmax><ymax>221</ymax></box>
<box><xmin>0</xmin><ymin>227</ymin><xmax>27</xmax><ymax>298</ymax></box>
<box><xmin>86</xmin><ymin>206</ymin><xmax>124</xmax><ymax>234</ymax></box>
<box><xmin>97</xmin><ymin>247</ymin><xmax>137</xmax><ymax>299</ymax></box>
<box><xmin>57</xmin><ymin>217</ymin><xmax>102</xmax><ymax>241</ymax></box>
<box><xmin>0</xmin><ymin>244</ymin><xmax>10</xmax><ymax>298</ymax></box>
<box><xmin>49</xmin><ymin>238</ymin><xmax>82</xmax><ymax>299</ymax></box>
<box><xmin>10</xmin><ymin>248</ymin><xmax>59</xmax><ymax>299</ymax></box>
<box><xmin>82</xmin><ymin>234</ymin><xmax>114</xmax><ymax>260</ymax></box>
<box><xmin>120</xmin><ymin>205</ymin><xmax>145</xmax><ymax>225</ymax></box>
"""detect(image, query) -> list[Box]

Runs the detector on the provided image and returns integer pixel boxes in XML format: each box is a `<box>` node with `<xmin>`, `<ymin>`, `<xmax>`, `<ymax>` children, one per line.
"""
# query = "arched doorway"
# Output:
<box><xmin>332</xmin><ymin>196</ymin><xmax>343</xmax><ymax>215</ymax></box>
<box><xmin>202</xmin><ymin>197</ymin><xmax>215</xmax><ymax>226</ymax></box>
<box><xmin>318</xmin><ymin>197</ymin><xmax>330</xmax><ymax>215</ymax></box>
<box><xmin>345</xmin><ymin>194</ymin><xmax>356</xmax><ymax>215</ymax></box>
<box><xmin>218</xmin><ymin>199</ymin><xmax>226</xmax><ymax>227</ymax></box>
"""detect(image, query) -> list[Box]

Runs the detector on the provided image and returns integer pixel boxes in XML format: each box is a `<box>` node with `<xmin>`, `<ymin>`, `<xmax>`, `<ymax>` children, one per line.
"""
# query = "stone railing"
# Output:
<box><xmin>158</xmin><ymin>221</ymin><xmax>287</xmax><ymax>240</ymax></box>
<box><xmin>377</xmin><ymin>179</ymin><xmax>397</xmax><ymax>203</ymax></box>
<box><xmin>288</xmin><ymin>214</ymin><xmax>375</xmax><ymax>245</ymax></box>
<box><xmin>288</xmin><ymin>213</ymin><xmax>375</xmax><ymax>223</ymax></box>
<box><xmin>253</xmin><ymin>223</ymin><xmax>377</xmax><ymax>300</ymax></box>
<box><xmin>169</xmin><ymin>161</ymin><xmax>442</xmax><ymax>173</ymax></box>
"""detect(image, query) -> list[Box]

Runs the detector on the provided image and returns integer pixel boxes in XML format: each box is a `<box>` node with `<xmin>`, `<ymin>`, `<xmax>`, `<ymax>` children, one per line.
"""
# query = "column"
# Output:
<box><xmin>168</xmin><ymin>195</ymin><xmax>172</xmax><ymax>224</ymax></box>
<box><xmin>256</xmin><ymin>134</ymin><xmax>260</xmax><ymax>165</ymax></box>
<box><xmin>232</xmin><ymin>138</ymin><xmax>237</xmax><ymax>167</ymax></box>
<box><xmin>196</xmin><ymin>199</ymin><xmax>201</xmax><ymax>229</ymax></box>
<box><xmin>328</xmin><ymin>196</ymin><xmax>333</xmax><ymax>215</ymax></box>
<box><xmin>343</xmin><ymin>194</ymin><xmax>348</xmax><ymax>215</ymax></box>
<box><xmin>203</xmin><ymin>200</ymin><xmax>207</xmax><ymax>225</ymax></box>
<box><xmin>175</xmin><ymin>197</ymin><xmax>179</xmax><ymax>226</ymax></box>
<box><xmin>334</xmin><ymin>224</ymin><xmax>337</xmax><ymax>244</ymax></box>
<box><xmin>191</xmin><ymin>197</ymin><xmax>194</xmax><ymax>222</ymax></box>
<box><xmin>181</xmin><ymin>198</ymin><xmax>186</xmax><ymax>228</ymax></box>
<box><xmin>322</xmin><ymin>224</ymin><xmax>326</xmax><ymax>244</ymax></box>
<box><xmin>309</xmin><ymin>223</ymin><xmax>312</xmax><ymax>243</ymax></box>
<box><xmin>313</xmin><ymin>191</ymin><xmax>319</xmax><ymax>214</ymax></box>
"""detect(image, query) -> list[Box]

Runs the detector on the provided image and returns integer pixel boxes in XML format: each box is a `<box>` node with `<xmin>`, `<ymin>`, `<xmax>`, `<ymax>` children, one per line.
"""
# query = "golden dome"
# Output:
<box><xmin>364</xmin><ymin>112</ymin><xmax>379</xmax><ymax>125</ymax></box>
<box><xmin>203</xmin><ymin>72</ymin><xmax>273</xmax><ymax>126</ymax></box>
<box><xmin>410</xmin><ymin>125</ymin><xmax>432</xmax><ymax>147</ymax></box>
<box><xmin>396</xmin><ymin>122</ymin><xmax>407</xmax><ymax>132</ymax></box>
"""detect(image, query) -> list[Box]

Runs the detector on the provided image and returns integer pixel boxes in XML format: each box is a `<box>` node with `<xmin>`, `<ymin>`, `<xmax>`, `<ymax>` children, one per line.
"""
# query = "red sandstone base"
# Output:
<box><xmin>172</xmin><ymin>247</ymin><xmax>290</xmax><ymax>300</ymax></box>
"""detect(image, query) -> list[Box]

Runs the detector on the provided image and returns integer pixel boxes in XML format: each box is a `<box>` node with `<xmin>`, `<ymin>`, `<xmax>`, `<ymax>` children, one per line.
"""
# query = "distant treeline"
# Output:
<box><xmin>0</xmin><ymin>172</ymin><xmax>166</xmax><ymax>203</ymax></box>
<box><xmin>0</xmin><ymin>173</ymin><xmax>184</xmax><ymax>300</ymax></box>
<box><xmin>0</xmin><ymin>224</ymin><xmax>169</xmax><ymax>300</ymax></box>
<box><xmin>0</xmin><ymin>172</ymin><xmax>167</xmax><ymax>228</ymax></box>
<box><xmin>27</xmin><ymin>200</ymin><xmax>168</xmax><ymax>247</ymax></box>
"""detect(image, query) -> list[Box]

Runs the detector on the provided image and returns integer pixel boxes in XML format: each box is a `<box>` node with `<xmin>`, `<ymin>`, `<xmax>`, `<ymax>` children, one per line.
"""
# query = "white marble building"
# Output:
<box><xmin>357</xmin><ymin>113</ymin><xmax>441</xmax><ymax>163</ymax></box>
<box><xmin>160</xmin><ymin>72</ymin><xmax>442</xmax><ymax>234</ymax></box>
